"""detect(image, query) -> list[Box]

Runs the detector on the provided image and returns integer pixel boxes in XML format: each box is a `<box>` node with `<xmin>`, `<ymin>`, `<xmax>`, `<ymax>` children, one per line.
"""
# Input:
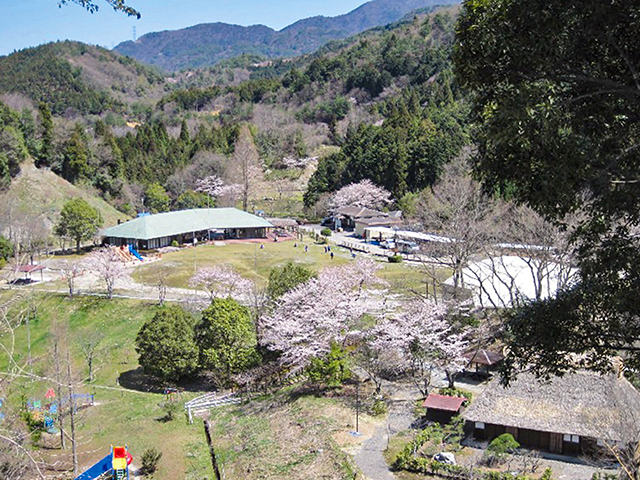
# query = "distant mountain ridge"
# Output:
<box><xmin>114</xmin><ymin>0</ymin><xmax>459</xmax><ymax>71</ymax></box>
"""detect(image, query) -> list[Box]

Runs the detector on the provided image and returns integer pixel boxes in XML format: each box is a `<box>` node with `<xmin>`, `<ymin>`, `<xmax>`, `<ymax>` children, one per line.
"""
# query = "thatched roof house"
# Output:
<box><xmin>463</xmin><ymin>371</ymin><xmax>640</xmax><ymax>455</ymax></box>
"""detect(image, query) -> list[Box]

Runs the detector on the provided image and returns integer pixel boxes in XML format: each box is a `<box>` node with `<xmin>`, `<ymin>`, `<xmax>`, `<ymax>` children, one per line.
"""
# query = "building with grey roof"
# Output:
<box><xmin>101</xmin><ymin>208</ymin><xmax>273</xmax><ymax>250</ymax></box>
<box><xmin>463</xmin><ymin>371</ymin><xmax>640</xmax><ymax>455</ymax></box>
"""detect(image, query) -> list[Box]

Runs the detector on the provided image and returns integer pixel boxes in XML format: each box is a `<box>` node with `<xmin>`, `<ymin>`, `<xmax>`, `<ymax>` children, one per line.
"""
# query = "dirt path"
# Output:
<box><xmin>353</xmin><ymin>382</ymin><xmax>419</xmax><ymax>480</ymax></box>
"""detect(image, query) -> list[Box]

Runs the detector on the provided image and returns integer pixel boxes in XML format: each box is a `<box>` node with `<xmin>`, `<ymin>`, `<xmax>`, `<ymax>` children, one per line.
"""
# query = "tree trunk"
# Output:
<box><xmin>67</xmin><ymin>352</ymin><xmax>78</xmax><ymax>476</ymax></box>
<box><xmin>54</xmin><ymin>341</ymin><xmax>65</xmax><ymax>450</ymax></box>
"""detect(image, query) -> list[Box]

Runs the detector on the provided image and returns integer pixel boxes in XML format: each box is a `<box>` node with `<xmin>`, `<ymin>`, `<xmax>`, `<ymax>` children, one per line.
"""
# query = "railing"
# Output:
<box><xmin>184</xmin><ymin>393</ymin><xmax>240</xmax><ymax>424</ymax></box>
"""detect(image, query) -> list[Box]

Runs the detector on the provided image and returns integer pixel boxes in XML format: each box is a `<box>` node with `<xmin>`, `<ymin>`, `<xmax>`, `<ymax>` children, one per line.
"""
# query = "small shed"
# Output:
<box><xmin>18</xmin><ymin>264</ymin><xmax>45</xmax><ymax>282</ymax></box>
<box><xmin>463</xmin><ymin>349</ymin><xmax>504</xmax><ymax>377</ymax></box>
<box><xmin>423</xmin><ymin>394</ymin><xmax>466</xmax><ymax>424</ymax></box>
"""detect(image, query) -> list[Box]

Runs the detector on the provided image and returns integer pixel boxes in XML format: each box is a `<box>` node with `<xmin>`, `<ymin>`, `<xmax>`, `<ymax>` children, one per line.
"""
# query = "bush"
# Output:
<box><xmin>483</xmin><ymin>433</ymin><xmax>520</xmax><ymax>467</ymax></box>
<box><xmin>439</xmin><ymin>387</ymin><xmax>472</xmax><ymax>404</ymax></box>
<box><xmin>388</xmin><ymin>254</ymin><xmax>403</xmax><ymax>263</ymax></box>
<box><xmin>171</xmin><ymin>240</ymin><xmax>179</xmax><ymax>247</ymax></box>
<box><xmin>306</xmin><ymin>342</ymin><xmax>351</xmax><ymax>387</ymax></box>
<box><xmin>369</xmin><ymin>398</ymin><xmax>387</xmax><ymax>416</ymax></box>
<box><xmin>320</xmin><ymin>227</ymin><xmax>332</xmax><ymax>237</ymax></box>
<box><xmin>488</xmin><ymin>433</ymin><xmax>520</xmax><ymax>455</ymax></box>
<box><xmin>141</xmin><ymin>447</ymin><xmax>162</xmax><ymax>475</ymax></box>
<box><xmin>159</xmin><ymin>401</ymin><xmax>180</xmax><ymax>421</ymax></box>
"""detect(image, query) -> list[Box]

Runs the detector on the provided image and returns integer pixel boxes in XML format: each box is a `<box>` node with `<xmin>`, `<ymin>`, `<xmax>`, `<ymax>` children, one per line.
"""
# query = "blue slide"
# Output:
<box><xmin>128</xmin><ymin>245</ymin><xmax>144</xmax><ymax>261</ymax></box>
<box><xmin>74</xmin><ymin>454</ymin><xmax>112</xmax><ymax>480</ymax></box>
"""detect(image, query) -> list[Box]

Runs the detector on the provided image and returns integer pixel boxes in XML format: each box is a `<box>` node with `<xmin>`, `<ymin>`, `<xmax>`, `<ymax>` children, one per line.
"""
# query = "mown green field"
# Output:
<box><xmin>131</xmin><ymin>239</ymin><xmax>436</xmax><ymax>295</ymax></box>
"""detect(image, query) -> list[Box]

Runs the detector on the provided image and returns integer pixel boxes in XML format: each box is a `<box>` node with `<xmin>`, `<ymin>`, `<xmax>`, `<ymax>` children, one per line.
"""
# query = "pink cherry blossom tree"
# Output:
<box><xmin>82</xmin><ymin>248</ymin><xmax>131</xmax><ymax>299</ymax></box>
<box><xmin>259</xmin><ymin>259</ymin><xmax>389</xmax><ymax>374</ymax></box>
<box><xmin>329</xmin><ymin>179</ymin><xmax>392</xmax><ymax>213</ymax></box>
<box><xmin>189</xmin><ymin>264</ymin><xmax>254</xmax><ymax>302</ymax></box>
<box><xmin>196</xmin><ymin>175</ymin><xmax>225</xmax><ymax>207</ymax></box>
<box><xmin>370</xmin><ymin>299</ymin><xmax>468</xmax><ymax>395</ymax></box>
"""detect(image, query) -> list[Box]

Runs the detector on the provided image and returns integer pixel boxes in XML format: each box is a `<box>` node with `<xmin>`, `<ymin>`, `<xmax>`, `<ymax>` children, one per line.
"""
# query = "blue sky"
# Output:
<box><xmin>1</xmin><ymin>0</ymin><xmax>369</xmax><ymax>56</ymax></box>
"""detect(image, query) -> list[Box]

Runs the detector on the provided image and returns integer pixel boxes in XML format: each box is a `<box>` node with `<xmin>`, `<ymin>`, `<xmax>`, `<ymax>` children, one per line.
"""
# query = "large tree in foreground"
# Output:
<box><xmin>454</xmin><ymin>0</ymin><xmax>640</xmax><ymax>379</ymax></box>
<box><xmin>135</xmin><ymin>305</ymin><xmax>199</xmax><ymax>381</ymax></box>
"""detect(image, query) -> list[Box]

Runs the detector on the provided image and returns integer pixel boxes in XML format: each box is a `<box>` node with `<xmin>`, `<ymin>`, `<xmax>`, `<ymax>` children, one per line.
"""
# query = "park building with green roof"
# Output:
<box><xmin>101</xmin><ymin>208</ymin><xmax>273</xmax><ymax>250</ymax></box>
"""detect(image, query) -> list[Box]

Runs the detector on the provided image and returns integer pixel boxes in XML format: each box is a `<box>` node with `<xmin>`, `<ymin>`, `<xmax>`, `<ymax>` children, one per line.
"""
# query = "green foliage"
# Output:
<box><xmin>266</xmin><ymin>262</ymin><xmax>316</xmax><ymax>300</ymax></box>
<box><xmin>320</xmin><ymin>228</ymin><xmax>332</xmax><ymax>237</ymax></box>
<box><xmin>60</xmin><ymin>123</ymin><xmax>90</xmax><ymax>183</ymax></box>
<box><xmin>54</xmin><ymin>198</ymin><xmax>103</xmax><ymax>252</ymax></box>
<box><xmin>306</xmin><ymin>342</ymin><xmax>351</xmax><ymax>387</ymax></box>
<box><xmin>0</xmin><ymin>235</ymin><xmax>14</xmax><ymax>264</ymax></box>
<box><xmin>454</xmin><ymin>0</ymin><xmax>640</xmax><ymax>377</ymax></box>
<box><xmin>20</xmin><ymin>410</ymin><xmax>46</xmax><ymax>444</ymax></box>
<box><xmin>438</xmin><ymin>387</ymin><xmax>472</xmax><ymax>404</ymax></box>
<box><xmin>174</xmin><ymin>190</ymin><xmax>210</xmax><ymax>210</ymax></box>
<box><xmin>195</xmin><ymin>298</ymin><xmax>259</xmax><ymax>383</ymax></box>
<box><xmin>488</xmin><ymin>434</ymin><xmax>520</xmax><ymax>455</ymax></box>
<box><xmin>145</xmin><ymin>182</ymin><xmax>171</xmax><ymax>213</ymax></box>
<box><xmin>541</xmin><ymin>468</ymin><xmax>553</xmax><ymax>480</ymax></box>
<box><xmin>159</xmin><ymin>400</ymin><xmax>180</xmax><ymax>422</ymax></box>
<box><xmin>483</xmin><ymin>433</ymin><xmax>520</xmax><ymax>467</ymax></box>
<box><xmin>140</xmin><ymin>447</ymin><xmax>163</xmax><ymax>476</ymax></box>
<box><xmin>369</xmin><ymin>399</ymin><xmax>387</xmax><ymax>416</ymax></box>
<box><xmin>0</xmin><ymin>42</ymin><xmax>117</xmax><ymax>115</ymax></box>
<box><xmin>305</xmin><ymin>94</ymin><xmax>467</xmax><ymax>203</ymax></box>
<box><xmin>388</xmin><ymin>254</ymin><xmax>403</xmax><ymax>263</ymax></box>
<box><xmin>135</xmin><ymin>305</ymin><xmax>199</xmax><ymax>381</ymax></box>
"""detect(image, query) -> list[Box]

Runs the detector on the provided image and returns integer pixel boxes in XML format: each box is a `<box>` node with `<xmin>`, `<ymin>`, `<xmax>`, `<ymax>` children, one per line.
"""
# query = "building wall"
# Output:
<box><xmin>466</xmin><ymin>421</ymin><xmax>589</xmax><ymax>455</ymax></box>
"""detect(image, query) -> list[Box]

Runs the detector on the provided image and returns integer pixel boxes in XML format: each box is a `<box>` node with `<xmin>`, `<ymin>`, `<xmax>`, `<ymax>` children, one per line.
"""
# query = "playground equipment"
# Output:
<box><xmin>128</xmin><ymin>244</ymin><xmax>144</xmax><ymax>262</ymax></box>
<box><xmin>75</xmin><ymin>445</ymin><xmax>132</xmax><ymax>480</ymax></box>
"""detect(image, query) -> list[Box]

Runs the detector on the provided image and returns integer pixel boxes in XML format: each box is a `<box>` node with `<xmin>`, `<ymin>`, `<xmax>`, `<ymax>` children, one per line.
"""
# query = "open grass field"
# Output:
<box><xmin>0</xmin><ymin>291</ymin><xmax>381</xmax><ymax>480</ymax></box>
<box><xmin>1</xmin><ymin>293</ymin><xmax>215</xmax><ymax>479</ymax></box>
<box><xmin>131</xmin><ymin>239</ymin><xmax>441</xmax><ymax>296</ymax></box>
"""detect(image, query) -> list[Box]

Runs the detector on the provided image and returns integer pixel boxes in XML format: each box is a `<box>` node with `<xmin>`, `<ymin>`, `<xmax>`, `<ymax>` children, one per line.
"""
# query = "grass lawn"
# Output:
<box><xmin>0</xmin><ymin>293</ymin><xmax>214</xmax><ymax>480</ymax></box>
<box><xmin>131</xmin><ymin>240</ymin><xmax>435</xmax><ymax>295</ymax></box>
<box><xmin>0</xmin><ymin>292</ymin><xmax>372</xmax><ymax>480</ymax></box>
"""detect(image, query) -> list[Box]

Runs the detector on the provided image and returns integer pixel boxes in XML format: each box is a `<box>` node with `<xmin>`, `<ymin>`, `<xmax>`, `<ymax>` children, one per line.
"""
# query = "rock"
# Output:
<box><xmin>433</xmin><ymin>452</ymin><xmax>456</xmax><ymax>465</ymax></box>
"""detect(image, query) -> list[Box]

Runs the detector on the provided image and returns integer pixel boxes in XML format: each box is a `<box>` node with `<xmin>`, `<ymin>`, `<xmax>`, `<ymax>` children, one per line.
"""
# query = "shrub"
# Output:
<box><xmin>141</xmin><ymin>447</ymin><xmax>162</xmax><ymax>475</ymax></box>
<box><xmin>488</xmin><ymin>433</ymin><xmax>520</xmax><ymax>455</ymax></box>
<box><xmin>369</xmin><ymin>398</ymin><xmax>387</xmax><ymax>416</ymax></box>
<box><xmin>439</xmin><ymin>387</ymin><xmax>472</xmax><ymax>404</ymax></box>
<box><xmin>482</xmin><ymin>433</ymin><xmax>520</xmax><ymax>467</ymax></box>
<box><xmin>320</xmin><ymin>227</ymin><xmax>332</xmax><ymax>237</ymax></box>
<box><xmin>306</xmin><ymin>342</ymin><xmax>351</xmax><ymax>387</ymax></box>
<box><xmin>171</xmin><ymin>240</ymin><xmax>179</xmax><ymax>247</ymax></box>
<box><xmin>388</xmin><ymin>254</ymin><xmax>403</xmax><ymax>263</ymax></box>
<box><xmin>159</xmin><ymin>401</ymin><xmax>180</xmax><ymax>421</ymax></box>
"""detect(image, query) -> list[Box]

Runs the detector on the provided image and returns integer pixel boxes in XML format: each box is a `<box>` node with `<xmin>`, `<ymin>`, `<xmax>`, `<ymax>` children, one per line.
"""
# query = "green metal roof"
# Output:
<box><xmin>101</xmin><ymin>208</ymin><xmax>273</xmax><ymax>240</ymax></box>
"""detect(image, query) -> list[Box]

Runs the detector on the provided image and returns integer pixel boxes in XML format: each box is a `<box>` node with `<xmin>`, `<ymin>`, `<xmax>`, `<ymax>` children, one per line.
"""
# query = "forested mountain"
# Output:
<box><xmin>113</xmin><ymin>0</ymin><xmax>460</xmax><ymax>71</ymax></box>
<box><xmin>0</xmin><ymin>5</ymin><xmax>466</xmax><ymax>223</ymax></box>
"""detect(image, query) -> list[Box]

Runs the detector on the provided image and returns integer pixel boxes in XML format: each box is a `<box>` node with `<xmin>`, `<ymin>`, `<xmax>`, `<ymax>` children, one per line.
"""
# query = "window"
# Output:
<box><xmin>475</xmin><ymin>422</ymin><xmax>485</xmax><ymax>429</ymax></box>
<box><xmin>572</xmin><ymin>435</ymin><xmax>580</xmax><ymax>444</ymax></box>
<box><xmin>563</xmin><ymin>434</ymin><xmax>571</xmax><ymax>442</ymax></box>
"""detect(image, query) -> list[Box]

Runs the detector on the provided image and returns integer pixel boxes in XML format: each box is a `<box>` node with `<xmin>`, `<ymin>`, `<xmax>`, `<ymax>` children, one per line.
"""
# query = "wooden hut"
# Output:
<box><xmin>463</xmin><ymin>349</ymin><xmax>504</xmax><ymax>377</ymax></box>
<box><xmin>423</xmin><ymin>394</ymin><xmax>466</xmax><ymax>424</ymax></box>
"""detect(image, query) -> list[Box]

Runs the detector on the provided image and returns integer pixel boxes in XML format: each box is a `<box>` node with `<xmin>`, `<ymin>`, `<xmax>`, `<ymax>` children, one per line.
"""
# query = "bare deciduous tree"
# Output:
<box><xmin>82</xmin><ymin>248</ymin><xmax>131</xmax><ymax>299</ymax></box>
<box><xmin>417</xmin><ymin>157</ymin><xmax>498</xmax><ymax>294</ymax></box>
<box><xmin>232</xmin><ymin>124</ymin><xmax>262</xmax><ymax>212</ymax></box>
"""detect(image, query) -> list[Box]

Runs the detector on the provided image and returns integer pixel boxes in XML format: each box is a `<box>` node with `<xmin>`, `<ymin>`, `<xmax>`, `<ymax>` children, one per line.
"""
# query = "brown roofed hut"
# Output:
<box><xmin>463</xmin><ymin>349</ymin><xmax>504</xmax><ymax>378</ymax></box>
<box><xmin>463</xmin><ymin>371</ymin><xmax>640</xmax><ymax>456</ymax></box>
<box><xmin>423</xmin><ymin>393</ymin><xmax>467</xmax><ymax>424</ymax></box>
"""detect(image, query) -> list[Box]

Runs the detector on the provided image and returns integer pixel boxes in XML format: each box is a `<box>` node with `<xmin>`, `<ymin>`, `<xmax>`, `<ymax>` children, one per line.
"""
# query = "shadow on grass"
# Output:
<box><xmin>118</xmin><ymin>367</ymin><xmax>217</xmax><ymax>394</ymax></box>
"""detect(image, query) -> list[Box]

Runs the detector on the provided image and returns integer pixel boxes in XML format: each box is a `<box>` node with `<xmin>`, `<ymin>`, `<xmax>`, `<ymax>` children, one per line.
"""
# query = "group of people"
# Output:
<box><xmin>293</xmin><ymin>242</ymin><xmax>335</xmax><ymax>259</ymax></box>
